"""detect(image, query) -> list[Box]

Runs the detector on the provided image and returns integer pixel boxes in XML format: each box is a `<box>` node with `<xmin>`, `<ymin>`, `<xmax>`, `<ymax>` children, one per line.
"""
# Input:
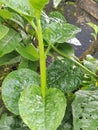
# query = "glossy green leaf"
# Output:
<box><xmin>56</xmin><ymin>42</ymin><xmax>75</xmax><ymax>57</ymax></box>
<box><xmin>0</xmin><ymin>17</ymin><xmax>4</xmax><ymax>24</ymax></box>
<box><xmin>19</xmin><ymin>86</ymin><xmax>66</xmax><ymax>130</ymax></box>
<box><xmin>0</xmin><ymin>11</ymin><xmax>24</xmax><ymax>28</ymax></box>
<box><xmin>49</xmin><ymin>11</ymin><xmax>67</xmax><ymax>23</ymax></box>
<box><xmin>41</xmin><ymin>11</ymin><xmax>66</xmax><ymax>32</ymax></box>
<box><xmin>57</xmin><ymin>94</ymin><xmax>74</xmax><ymax>130</ymax></box>
<box><xmin>0</xmin><ymin>9</ymin><xmax>12</xmax><ymax>19</ymax></box>
<box><xmin>2</xmin><ymin>68</ymin><xmax>40</xmax><ymax>115</ymax></box>
<box><xmin>0</xmin><ymin>113</ymin><xmax>14</xmax><ymax>130</ymax></box>
<box><xmin>19</xmin><ymin>58</ymin><xmax>38</xmax><ymax>71</ymax></box>
<box><xmin>18</xmin><ymin>58</ymin><xmax>31</xmax><ymax>69</ymax></box>
<box><xmin>0</xmin><ymin>114</ymin><xmax>29</xmax><ymax>130</ymax></box>
<box><xmin>0</xmin><ymin>28</ymin><xmax>22</xmax><ymax>57</ymax></box>
<box><xmin>0</xmin><ymin>0</ymin><xmax>33</xmax><ymax>16</ymax></box>
<box><xmin>53</xmin><ymin>0</ymin><xmax>62</xmax><ymax>8</ymax></box>
<box><xmin>11</xmin><ymin>13</ymin><xmax>25</xmax><ymax>29</ymax></box>
<box><xmin>20</xmin><ymin>30</ymin><xmax>32</xmax><ymax>45</ymax></box>
<box><xmin>87</xmin><ymin>22</ymin><xmax>98</xmax><ymax>40</ymax></box>
<box><xmin>83</xmin><ymin>55</ymin><xmax>98</xmax><ymax>73</ymax></box>
<box><xmin>47</xmin><ymin>59</ymin><xmax>84</xmax><ymax>93</ymax></box>
<box><xmin>16</xmin><ymin>44</ymin><xmax>39</xmax><ymax>61</ymax></box>
<box><xmin>29</xmin><ymin>0</ymin><xmax>49</xmax><ymax>13</ymax></box>
<box><xmin>11</xmin><ymin>117</ymin><xmax>29</xmax><ymax>130</ymax></box>
<box><xmin>72</xmin><ymin>90</ymin><xmax>98</xmax><ymax>130</ymax></box>
<box><xmin>0</xmin><ymin>51</ymin><xmax>20</xmax><ymax>66</ymax></box>
<box><xmin>43</xmin><ymin>22</ymin><xmax>81</xmax><ymax>44</ymax></box>
<box><xmin>87</xmin><ymin>22</ymin><xmax>98</xmax><ymax>34</ymax></box>
<box><xmin>0</xmin><ymin>25</ymin><xmax>9</xmax><ymax>40</ymax></box>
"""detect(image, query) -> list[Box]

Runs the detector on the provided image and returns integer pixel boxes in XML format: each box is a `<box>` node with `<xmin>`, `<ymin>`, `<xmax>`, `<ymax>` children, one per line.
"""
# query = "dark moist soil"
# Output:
<box><xmin>45</xmin><ymin>0</ymin><xmax>98</xmax><ymax>57</ymax></box>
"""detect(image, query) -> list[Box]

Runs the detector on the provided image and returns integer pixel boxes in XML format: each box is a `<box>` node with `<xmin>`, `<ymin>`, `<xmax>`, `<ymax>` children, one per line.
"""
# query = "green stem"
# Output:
<box><xmin>45</xmin><ymin>43</ymin><xmax>54</xmax><ymax>55</ymax></box>
<box><xmin>36</xmin><ymin>18</ymin><xmax>46</xmax><ymax>98</ymax></box>
<box><xmin>52</xmin><ymin>45</ymin><xmax>98</xmax><ymax>80</ymax></box>
<box><xmin>45</xmin><ymin>43</ymin><xmax>56</xmax><ymax>55</ymax></box>
<box><xmin>45</xmin><ymin>44</ymin><xmax>51</xmax><ymax>55</ymax></box>
<box><xmin>29</xmin><ymin>20</ymin><xmax>37</xmax><ymax>32</ymax></box>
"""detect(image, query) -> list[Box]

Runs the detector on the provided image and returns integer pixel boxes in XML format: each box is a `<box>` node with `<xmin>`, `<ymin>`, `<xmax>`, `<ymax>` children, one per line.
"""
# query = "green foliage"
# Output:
<box><xmin>43</xmin><ymin>22</ymin><xmax>81</xmax><ymax>44</ymax></box>
<box><xmin>56</xmin><ymin>42</ymin><xmax>74</xmax><ymax>57</ymax></box>
<box><xmin>0</xmin><ymin>113</ymin><xmax>14</xmax><ymax>130</ymax></box>
<box><xmin>83</xmin><ymin>55</ymin><xmax>98</xmax><ymax>73</ymax></box>
<box><xmin>0</xmin><ymin>11</ymin><xmax>38</xmax><ymax>66</ymax></box>
<box><xmin>0</xmin><ymin>0</ymin><xmax>34</xmax><ymax>16</ymax></box>
<box><xmin>0</xmin><ymin>28</ymin><xmax>22</xmax><ymax>57</ymax></box>
<box><xmin>1</xmin><ymin>0</ymin><xmax>98</xmax><ymax>130</ymax></box>
<box><xmin>41</xmin><ymin>11</ymin><xmax>81</xmax><ymax>46</ymax></box>
<box><xmin>0</xmin><ymin>9</ymin><xmax>12</xmax><ymax>19</ymax></box>
<box><xmin>0</xmin><ymin>25</ymin><xmax>9</xmax><ymax>40</ymax></box>
<box><xmin>87</xmin><ymin>22</ymin><xmax>98</xmax><ymax>40</ymax></box>
<box><xmin>0</xmin><ymin>114</ymin><xmax>29</xmax><ymax>130</ymax></box>
<box><xmin>2</xmin><ymin>68</ymin><xmax>40</xmax><ymax>115</ymax></box>
<box><xmin>47</xmin><ymin>58</ymin><xmax>84</xmax><ymax>93</ymax></box>
<box><xmin>0</xmin><ymin>52</ymin><xmax>20</xmax><ymax>66</ymax></box>
<box><xmin>95</xmin><ymin>0</ymin><xmax>98</xmax><ymax>2</ymax></box>
<box><xmin>16</xmin><ymin>44</ymin><xmax>39</xmax><ymax>61</ymax></box>
<box><xmin>49</xmin><ymin>11</ymin><xmax>67</xmax><ymax>22</ymax></box>
<box><xmin>0</xmin><ymin>9</ymin><xmax>25</xmax><ymax>28</ymax></box>
<box><xmin>18</xmin><ymin>58</ymin><xmax>38</xmax><ymax>71</ymax></box>
<box><xmin>57</xmin><ymin>94</ymin><xmax>74</xmax><ymax>130</ymax></box>
<box><xmin>72</xmin><ymin>90</ymin><xmax>98</xmax><ymax>130</ymax></box>
<box><xmin>19</xmin><ymin>86</ymin><xmax>66</xmax><ymax>130</ymax></box>
<box><xmin>29</xmin><ymin>0</ymin><xmax>49</xmax><ymax>15</ymax></box>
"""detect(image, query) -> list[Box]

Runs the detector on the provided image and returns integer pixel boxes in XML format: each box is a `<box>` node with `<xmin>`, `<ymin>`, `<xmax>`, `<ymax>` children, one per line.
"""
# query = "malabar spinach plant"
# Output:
<box><xmin>0</xmin><ymin>0</ymin><xmax>67</xmax><ymax>130</ymax></box>
<box><xmin>1</xmin><ymin>0</ymin><xmax>98</xmax><ymax>130</ymax></box>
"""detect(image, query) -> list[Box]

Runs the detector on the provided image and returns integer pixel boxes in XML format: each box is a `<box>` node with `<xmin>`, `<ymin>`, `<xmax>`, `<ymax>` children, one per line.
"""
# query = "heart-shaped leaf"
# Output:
<box><xmin>2</xmin><ymin>68</ymin><xmax>40</xmax><ymax>115</ymax></box>
<box><xmin>43</xmin><ymin>22</ymin><xmax>81</xmax><ymax>44</ymax></box>
<box><xmin>47</xmin><ymin>59</ymin><xmax>84</xmax><ymax>93</ymax></box>
<box><xmin>19</xmin><ymin>86</ymin><xmax>66</xmax><ymax>130</ymax></box>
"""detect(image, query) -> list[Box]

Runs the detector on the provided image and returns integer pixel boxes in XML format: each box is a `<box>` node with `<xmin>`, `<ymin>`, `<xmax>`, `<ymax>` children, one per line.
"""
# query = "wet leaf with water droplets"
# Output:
<box><xmin>19</xmin><ymin>86</ymin><xmax>66</xmax><ymax>130</ymax></box>
<box><xmin>2</xmin><ymin>68</ymin><xmax>40</xmax><ymax>115</ymax></box>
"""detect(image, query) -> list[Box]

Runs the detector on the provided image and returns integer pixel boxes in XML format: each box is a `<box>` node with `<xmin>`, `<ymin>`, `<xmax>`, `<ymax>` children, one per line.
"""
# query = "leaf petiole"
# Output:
<box><xmin>52</xmin><ymin>45</ymin><xmax>98</xmax><ymax>80</ymax></box>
